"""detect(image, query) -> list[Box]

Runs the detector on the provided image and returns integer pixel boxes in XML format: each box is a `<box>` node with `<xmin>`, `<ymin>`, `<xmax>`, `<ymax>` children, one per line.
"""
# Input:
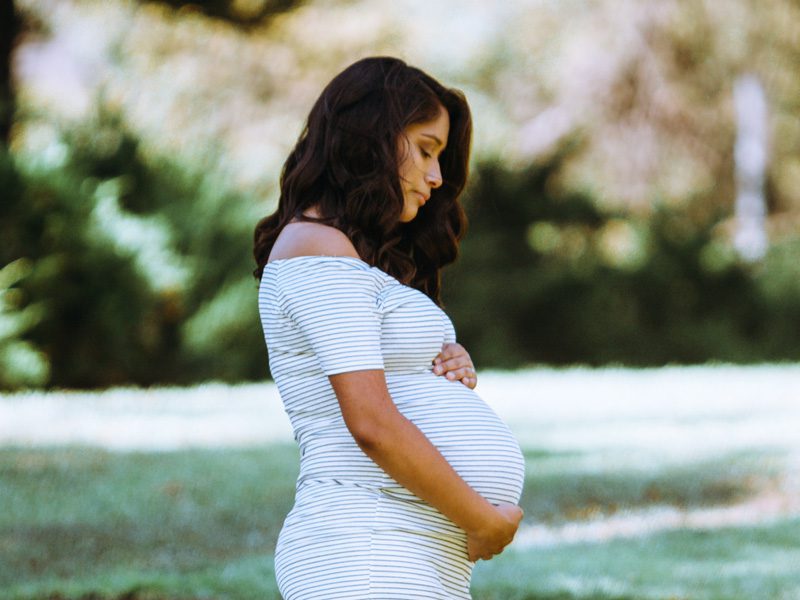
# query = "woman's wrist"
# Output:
<box><xmin>456</xmin><ymin>495</ymin><xmax>503</xmax><ymax>537</ymax></box>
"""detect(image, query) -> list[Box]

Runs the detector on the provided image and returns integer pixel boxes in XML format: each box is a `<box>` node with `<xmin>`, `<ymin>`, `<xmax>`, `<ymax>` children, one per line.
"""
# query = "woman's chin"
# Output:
<box><xmin>399</xmin><ymin>210</ymin><xmax>418</xmax><ymax>223</ymax></box>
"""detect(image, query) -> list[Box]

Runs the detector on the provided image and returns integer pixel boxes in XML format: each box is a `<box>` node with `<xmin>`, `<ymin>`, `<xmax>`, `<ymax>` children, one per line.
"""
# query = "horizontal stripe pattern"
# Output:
<box><xmin>259</xmin><ymin>256</ymin><xmax>525</xmax><ymax>599</ymax></box>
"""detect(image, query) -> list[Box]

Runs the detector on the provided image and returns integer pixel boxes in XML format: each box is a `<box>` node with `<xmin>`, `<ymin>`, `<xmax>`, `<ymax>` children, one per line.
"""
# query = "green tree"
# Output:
<box><xmin>0</xmin><ymin>257</ymin><xmax>49</xmax><ymax>389</ymax></box>
<box><xmin>443</xmin><ymin>154</ymin><xmax>800</xmax><ymax>368</ymax></box>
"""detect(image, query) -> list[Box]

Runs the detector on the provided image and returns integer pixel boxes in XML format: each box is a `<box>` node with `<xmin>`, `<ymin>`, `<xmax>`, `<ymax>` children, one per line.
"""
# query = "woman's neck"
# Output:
<box><xmin>289</xmin><ymin>206</ymin><xmax>322</xmax><ymax>224</ymax></box>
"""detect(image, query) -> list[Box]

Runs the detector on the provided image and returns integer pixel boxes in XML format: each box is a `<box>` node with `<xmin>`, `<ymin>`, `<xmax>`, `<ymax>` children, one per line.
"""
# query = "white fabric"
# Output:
<box><xmin>259</xmin><ymin>256</ymin><xmax>525</xmax><ymax>599</ymax></box>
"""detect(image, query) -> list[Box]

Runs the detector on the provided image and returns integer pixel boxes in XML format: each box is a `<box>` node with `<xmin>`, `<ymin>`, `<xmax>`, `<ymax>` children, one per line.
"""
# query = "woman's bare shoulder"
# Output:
<box><xmin>268</xmin><ymin>221</ymin><xmax>360</xmax><ymax>262</ymax></box>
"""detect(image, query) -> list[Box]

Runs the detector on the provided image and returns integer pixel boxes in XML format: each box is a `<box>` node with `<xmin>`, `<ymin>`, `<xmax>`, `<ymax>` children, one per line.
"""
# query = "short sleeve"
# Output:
<box><xmin>276</xmin><ymin>258</ymin><xmax>385</xmax><ymax>376</ymax></box>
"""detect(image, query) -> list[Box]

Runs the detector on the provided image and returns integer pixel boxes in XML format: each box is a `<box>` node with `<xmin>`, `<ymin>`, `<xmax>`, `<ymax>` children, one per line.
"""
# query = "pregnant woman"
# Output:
<box><xmin>254</xmin><ymin>56</ymin><xmax>525</xmax><ymax>599</ymax></box>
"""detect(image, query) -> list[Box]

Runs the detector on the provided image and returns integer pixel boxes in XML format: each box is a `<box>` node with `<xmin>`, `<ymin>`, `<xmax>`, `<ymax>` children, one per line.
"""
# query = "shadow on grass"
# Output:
<box><xmin>520</xmin><ymin>448</ymin><xmax>784</xmax><ymax>523</ymax></box>
<box><xmin>38</xmin><ymin>590</ymin><xmax>642</xmax><ymax>600</ymax></box>
<box><xmin>1</xmin><ymin>445</ymin><xmax>298</xmax><ymax>589</ymax></box>
<box><xmin>3</xmin><ymin>445</ymin><xmax>792</xmax><ymax>600</ymax></box>
<box><xmin>38</xmin><ymin>592</ymin><xmax>188</xmax><ymax>600</ymax></box>
<box><xmin>475</xmin><ymin>593</ymin><xmax>641</xmax><ymax>600</ymax></box>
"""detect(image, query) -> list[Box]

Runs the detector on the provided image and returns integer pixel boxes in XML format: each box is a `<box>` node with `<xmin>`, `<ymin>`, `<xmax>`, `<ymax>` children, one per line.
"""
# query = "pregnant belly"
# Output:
<box><xmin>386</xmin><ymin>372</ymin><xmax>525</xmax><ymax>506</ymax></box>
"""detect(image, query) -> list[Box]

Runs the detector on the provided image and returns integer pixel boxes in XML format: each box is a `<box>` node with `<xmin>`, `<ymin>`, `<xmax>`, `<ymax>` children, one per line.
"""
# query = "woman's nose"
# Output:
<box><xmin>426</xmin><ymin>163</ymin><xmax>443</xmax><ymax>188</ymax></box>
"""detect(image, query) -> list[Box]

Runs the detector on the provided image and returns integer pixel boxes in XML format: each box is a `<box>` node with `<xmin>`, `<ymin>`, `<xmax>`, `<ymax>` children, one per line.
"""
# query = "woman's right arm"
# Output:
<box><xmin>329</xmin><ymin>369</ymin><xmax>523</xmax><ymax>561</ymax></box>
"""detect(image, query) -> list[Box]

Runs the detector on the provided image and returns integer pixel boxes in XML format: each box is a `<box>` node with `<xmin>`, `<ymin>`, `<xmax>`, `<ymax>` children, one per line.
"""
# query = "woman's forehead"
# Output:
<box><xmin>406</xmin><ymin>109</ymin><xmax>450</xmax><ymax>144</ymax></box>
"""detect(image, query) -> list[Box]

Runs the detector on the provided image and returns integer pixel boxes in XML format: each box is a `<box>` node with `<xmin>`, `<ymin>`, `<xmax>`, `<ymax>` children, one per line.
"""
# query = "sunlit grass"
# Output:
<box><xmin>2</xmin><ymin>367</ymin><xmax>799</xmax><ymax>599</ymax></box>
<box><xmin>2</xmin><ymin>443</ymin><xmax>797</xmax><ymax>600</ymax></box>
<box><xmin>1</xmin><ymin>446</ymin><xmax>297</xmax><ymax>599</ymax></box>
<box><xmin>472</xmin><ymin>516</ymin><xmax>800</xmax><ymax>600</ymax></box>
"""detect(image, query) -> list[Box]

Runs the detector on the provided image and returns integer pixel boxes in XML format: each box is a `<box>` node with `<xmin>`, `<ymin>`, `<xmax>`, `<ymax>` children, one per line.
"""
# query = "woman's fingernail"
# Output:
<box><xmin>446</xmin><ymin>372</ymin><xmax>455</xmax><ymax>380</ymax></box>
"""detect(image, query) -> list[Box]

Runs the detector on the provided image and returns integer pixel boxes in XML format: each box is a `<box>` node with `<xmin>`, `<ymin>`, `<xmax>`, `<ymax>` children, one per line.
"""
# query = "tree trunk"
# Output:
<box><xmin>0</xmin><ymin>0</ymin><xmax>19</xmax><ymax>146</ymax></box>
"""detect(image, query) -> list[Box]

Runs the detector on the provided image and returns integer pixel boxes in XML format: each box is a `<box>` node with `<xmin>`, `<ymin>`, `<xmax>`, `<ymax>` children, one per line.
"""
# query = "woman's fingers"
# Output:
<box><xmin>466</xmin><ymin>503</ymin><xmax>524</xmax><ymax>562</ymax></box>
<box><xmin>433</xmin><ymin>343</ymin><xmax>477</xmax><ymax>388</ymax></box>
<box><xmin>434</xmin><ymin>361</ymin><xmax>477</xmax><ymax>388</ymax></box>
<box><xmin>434</xmin><ymin>342</ymin><xmax>468</xmax><ymax>364</ymax></box>
<box><xmin>437</xmin><ymin>363</ymin><xmax>474</xmax><ymax>380</ymax></box>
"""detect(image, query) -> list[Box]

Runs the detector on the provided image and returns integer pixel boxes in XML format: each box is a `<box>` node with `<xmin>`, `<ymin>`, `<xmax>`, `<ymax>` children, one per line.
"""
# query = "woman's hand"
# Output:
<box><xmin>466</xmin><ymin>503</ymin><xmax>524</xmax><ymax>562</ymax></box>
<box><xmin>432</xmin><ymin>342</ymin><xmax>477</xmax><ymax>389</ymax></box>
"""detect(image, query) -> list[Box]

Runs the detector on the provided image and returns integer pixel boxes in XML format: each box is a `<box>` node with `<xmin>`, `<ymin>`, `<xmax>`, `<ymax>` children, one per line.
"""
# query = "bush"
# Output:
<box><xmin>5</xmin><ymin>122</ymin><xmax>799</xmax><ymax>390</ymax></box>
<box><xmin>442</xmin><ymin>157</ymin><xmax>800</xmax><ymax>368</ymax></box>
<box><xmin>2</xmin><ymin>116</ymin><xmax>267</xmax><ymax>389</ymax></box>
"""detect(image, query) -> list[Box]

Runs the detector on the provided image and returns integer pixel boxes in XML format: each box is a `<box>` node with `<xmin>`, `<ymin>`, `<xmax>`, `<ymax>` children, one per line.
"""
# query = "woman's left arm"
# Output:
<box><xmin>433</xmin><ymin>342</ymin><xmax>477</xmax><ymax>389</ymax></box>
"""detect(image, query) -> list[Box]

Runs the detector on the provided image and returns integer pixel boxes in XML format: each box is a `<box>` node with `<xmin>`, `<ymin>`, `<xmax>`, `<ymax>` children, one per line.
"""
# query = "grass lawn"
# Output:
<box><xmin>1</xmin><ymin>445</ymin><xmax>298</xmax><ymax>599</ymax></box>
<box><xmin>3</xmin><ymin>368</ymin><xmax>799</xmax><ymax>599</ymax></box>
<box><xmin>3</xmin><ymin>442</ymin><xmax>798</xmax><ymax>600</ymax></box>
<box><xmin>472</xmin><ymin>518</ymin><xmax>800</xmax><ymax>600</ymax></box>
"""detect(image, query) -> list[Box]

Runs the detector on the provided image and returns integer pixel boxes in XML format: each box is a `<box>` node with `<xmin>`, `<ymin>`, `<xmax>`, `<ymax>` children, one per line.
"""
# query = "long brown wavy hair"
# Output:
<box><xmin>253</xmin><ymin>56</ymin><xmax>472</xmax><ymax>304</ymax></box>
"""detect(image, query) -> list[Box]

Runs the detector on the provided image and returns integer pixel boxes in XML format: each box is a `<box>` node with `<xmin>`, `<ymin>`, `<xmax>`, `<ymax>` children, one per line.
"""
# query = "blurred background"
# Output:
<box><xmin>2</xmin><ymin>1</ymin><xmax>800</xmax><ymax>599</ymax></box>
<box><xmin>3</xmin><ymin>0</ymin><xmax>800</xmax><ymax>390</ymax></box>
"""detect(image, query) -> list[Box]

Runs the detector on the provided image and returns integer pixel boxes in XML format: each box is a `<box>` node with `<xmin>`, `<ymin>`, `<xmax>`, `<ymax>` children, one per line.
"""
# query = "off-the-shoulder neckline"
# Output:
<box><xmin>262</xmin><ymin>255</ymin><xmax>441</xmax><ymax>305</ymax></box>
<box><xmin>264</xmin><ymin>255</ymin><xmax>370</xmax><ymax>269</ymax></box>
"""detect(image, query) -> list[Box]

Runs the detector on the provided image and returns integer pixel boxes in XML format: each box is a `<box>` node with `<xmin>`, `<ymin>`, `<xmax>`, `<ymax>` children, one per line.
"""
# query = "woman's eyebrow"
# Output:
<box><xmin>421</xmin><ymin>133</ymin><xmax>445</xmax><ymax>149</ymax></box>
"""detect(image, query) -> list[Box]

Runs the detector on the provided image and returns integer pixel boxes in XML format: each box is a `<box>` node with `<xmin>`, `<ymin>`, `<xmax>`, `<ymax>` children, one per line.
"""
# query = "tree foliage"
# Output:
<box><xmin>443</xmin><ymin>150</ymin><xmax>800</xmax><ymax>368</ymax></box>
<box><xmin>2</xmin><ymin>115</ymin><xmax>266</xmax><ymax>389</ymax></box>
<box><xmin>4</xmin><ymin>118</ymin><xmax>800</xmax><ymax>389</ymax></box>
<box><xmin>4</xmin><ymin>0</ymin><xmax>800</xmax><ymax>389</ymax></box>
<box><xmin>139</xmin><ymin>0</ymin><xmax>303</xmax><ymax>27</ymax></box>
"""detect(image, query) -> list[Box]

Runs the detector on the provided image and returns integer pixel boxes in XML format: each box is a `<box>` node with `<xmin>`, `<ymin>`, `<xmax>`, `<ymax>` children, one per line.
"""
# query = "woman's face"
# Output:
<box><xmin>397</xmin><ymin>105</ymin><xmax>450</xmax><ymax>223</ymax></box>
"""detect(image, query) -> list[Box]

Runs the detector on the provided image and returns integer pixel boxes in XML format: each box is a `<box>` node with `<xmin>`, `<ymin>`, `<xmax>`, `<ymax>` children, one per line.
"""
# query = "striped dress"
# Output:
<box><xmin>258</xmin><ymin>256</ymin><xmax>525</xmax><ymax>599</ymax></box>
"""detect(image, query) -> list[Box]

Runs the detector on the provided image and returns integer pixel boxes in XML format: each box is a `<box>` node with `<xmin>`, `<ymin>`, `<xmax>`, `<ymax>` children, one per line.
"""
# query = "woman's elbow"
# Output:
<box><xmin>346</xmin><ymin>418</ymin><xmax>386</xmax><ymax>451</ymax></box>
<box><xmin>343</xmin><ymin>407</ymin><xmax>401</xmax><ymax>451</ymax></box>
<box><xmin>331</xmin><ymin>374</ymin><xmax>400</xmax><ymax>451</ymax></box>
